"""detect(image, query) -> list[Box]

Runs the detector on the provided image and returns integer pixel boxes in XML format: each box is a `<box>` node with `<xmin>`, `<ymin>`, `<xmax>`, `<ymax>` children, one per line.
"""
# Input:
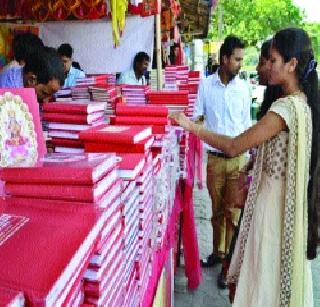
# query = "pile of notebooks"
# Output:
<box><xmin>1</xmin><ymin>153</ymin><xmax>124</xmax><ymax>306</ymax></box>
<box><xmin>120</xmin><ymin>84</ymin><xmax>149</xmax><ymax>104</ymax></box>
<box><xmin>43</xmin><ymin>101</ymin><xmax>107</xmax><ymax>154</ymax></box>
<box><xmin>113</xmin><ymin>104</ymin><xmax>169</xmax><ymax>135</ymax></box>
<box><xmin>146</xmin><ymin>90</ymin><xmax>189</xmax><ymax>114</ymax></box>
<box><xmin>119</xmin><ymin>154</ymin><xmax>145</xmax><ymax>306</ymax></box>
<box><xmin>80</xmin><ymin>124</ymin><xmax>153</xmax><ymax>154</ymax></box>
<box><xmin>71</xmin><ymin>74</ymin><xmax>115</xmax><ymax>101</ymax></box>
<box><xmin>134</xmin><ymin>153</ymin><xmax>154</xmax><ymax>299</ymax></box>
<box><xmin>152</xmin><ymin>129</ymin><xmax>180</xmax><ymax>248</ymax></box>
<box><xmin>55</xmin><ymin>87</ymin><xmax>72</xmax><ymax>102</ymax></box>
<box><xmin>164</xmin><ymin>65</ymin><xmax>189</xmax><ymax>90</ymax></box>
<box><xmin>178</xmin><ymin>70</ymin><xmax>201</xmax><ymax>117</ymax></box>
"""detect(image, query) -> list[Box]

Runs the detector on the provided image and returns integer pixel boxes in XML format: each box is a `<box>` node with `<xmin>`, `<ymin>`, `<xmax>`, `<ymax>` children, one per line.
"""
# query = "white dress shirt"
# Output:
<box><xmin>118</xmin><ymin>70</ymin><xmax>146</xmax><ymax>85</ymax></box>
<box><xmin>193</xmin><ymin>71</ymin><xmax>251</xmax><ymax>152</ymax></box>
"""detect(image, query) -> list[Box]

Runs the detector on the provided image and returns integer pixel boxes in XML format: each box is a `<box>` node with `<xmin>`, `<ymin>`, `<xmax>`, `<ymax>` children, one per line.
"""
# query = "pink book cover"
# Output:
<box><xmin>0</xmin><ymin>153</ymin><xmax>116</xmax><ymax>185</ymax></box>
<box><xmin>0</xmin><ymin>199</ymin><xmax>103</xmax><ymax>306</ymax></box>
<box><xmin>0</xmin><ymin>89</ymin><xmax>46</xmax><ymax>167</ymax></box>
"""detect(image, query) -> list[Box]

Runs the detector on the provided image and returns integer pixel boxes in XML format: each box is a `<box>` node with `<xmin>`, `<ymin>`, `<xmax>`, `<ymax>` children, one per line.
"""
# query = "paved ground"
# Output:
<box><xmin>174</xmin><ymin>153</ymin><xmax>320</xmax><ymax>307</ymax></box>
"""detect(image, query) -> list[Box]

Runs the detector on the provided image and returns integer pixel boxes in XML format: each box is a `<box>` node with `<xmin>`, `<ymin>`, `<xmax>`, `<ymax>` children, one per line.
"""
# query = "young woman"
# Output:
<box><xmin>170</xmin><ymin>28</ymin><xmax>318</xmax><ymax>307</ymax></box>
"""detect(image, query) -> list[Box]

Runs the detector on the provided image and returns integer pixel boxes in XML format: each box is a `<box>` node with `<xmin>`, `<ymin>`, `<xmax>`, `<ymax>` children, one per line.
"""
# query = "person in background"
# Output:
<box><xmin>57</xmin><ymin>43</ymin><xmax>85</xmax><ymax>87</ymax></box>
<box><xmin>0</xmin><ymin>32</ymin><xmax>45</xmax><ymax>85</ymax></box>
<box><xmin>0</xmin><ymin>47</ymin><xmax>64</xmax><ymax>103</ymax></box>
<box><xmin>12</xmin><ymin>32</ymin><xmax>44</xmax><ymax>67</ymax></box>
<box><xmin>193</xmin><ymin>35</ymin><xmax>251</xmax><ymax>290</ymax></box>
<box><xmin>118</xmin><ymin>51</ymin><xmax>150</xmax><ymax>85</ymax></box>
<box><xmin>171</xmin><ymin>27</ymin><xmax>318</xmax><ymax>307</ymax></box>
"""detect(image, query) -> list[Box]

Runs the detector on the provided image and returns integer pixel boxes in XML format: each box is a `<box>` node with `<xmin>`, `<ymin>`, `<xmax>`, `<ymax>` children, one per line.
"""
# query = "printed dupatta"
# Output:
<box><xmin>227</xmin><ymin>94</ymin><xmax>312</xmax><ymax>307</ymax></box>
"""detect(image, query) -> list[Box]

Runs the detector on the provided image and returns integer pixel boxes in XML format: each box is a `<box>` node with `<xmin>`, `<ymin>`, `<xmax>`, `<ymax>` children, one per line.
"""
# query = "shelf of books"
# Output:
<box><xmin>0</xmin><ymin>66</ymin><xmax>202</xmax><ymax>307</ymax></box>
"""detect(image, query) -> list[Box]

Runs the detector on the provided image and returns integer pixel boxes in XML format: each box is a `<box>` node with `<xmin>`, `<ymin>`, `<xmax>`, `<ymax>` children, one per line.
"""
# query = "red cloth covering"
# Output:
<box><xmin>182</xmin><ymin>133</ymin><xmax>202</xmax><ymax>289</ymax></box>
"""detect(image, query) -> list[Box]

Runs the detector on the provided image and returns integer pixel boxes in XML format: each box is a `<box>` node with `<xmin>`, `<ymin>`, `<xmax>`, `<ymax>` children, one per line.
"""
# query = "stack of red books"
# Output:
<box><xmin>113</xmin><ymin>104</ymin><xmax>169</xmax><ymax>135</ymax></box>
<box><xmin>89</xmin><ymin>85</ymin><xmax>118</xmax><ymax>121</ymax></box>
<box><xmin>0</xmin><ymin>198</ymin><xmax>104</xmax><ymax>306</ymax></box>
<box><xmin>120</xmin><ymin>84</ymin><xmax>149</xmax><ymax>104</ymax></box>
<box><xmin>146</xmin><ymin>90</ymin><xmax>189</xmax><ymax>114</ymax></box>
<box><xmin>120</xmin><ymin>179</ymin><xmax>141</xmax><ymax>306</ymax></box>
<box><xmin>134</xmin><ymin>152</ymin><xmax>154</xmax><ymax>299</ymax></box>
<box><xmin>164</xmin><ymin>65</ymin><xmax>189</xmax><ymax>90</ymax></box>
<box><xmin>164</xmin><ymin>66</ymin><xmax>178</xmax><ymax>90</ymax></box>
<box><xmin>0</xmin><ymin>286</ymin><xmax>25</xmax><ymax>307</ymax></box>
<box><xmin>1</xmin><ymin>153</ymin><xmax>119</xmax><ymax>207</ymax></box>
<box><xmin>117</xmin><ymin>152</ymin><xmax>154</xmax><ymax>304</ymax></box>
<box><xmin>71</xmin><ymin>75</ymin><xmax>112</xmax><ymax>101</ymax></box>
<box><xmin>80</xmin><ymin>124</ymin><xmax>153</xmax><ymax>154</ymax></box>
<box><xmin>175</xmin><ymin>65</ymin><xmax>189</xmax><ymax>86</ymax></box>
<box><xmin>89</xmin><ymin>85</ymin><xmax>117</xmax><ymax>103</ymax></box>
<box><xmin>71</xmin><ymin>84</ymin><xmax>91</xmax><ymax>101</ymax></box>
<box><xmin>43</xmin><ymin>101</ymin><xmax>107</xmax><ymax>154</ymax></box>
<box><xmin>85</xmin><ymin>74</ymin><xmax>116</xmax><ymax>86</ymax></box>
<box><xmin>178</xmin><ymin>70</ymin><xmax>201</xmax><ymax>117</ymax></box>
<box><xmin>83</xmin><ymin>187</ymin><xmax>124</xmax><ymax>306</ymax></box>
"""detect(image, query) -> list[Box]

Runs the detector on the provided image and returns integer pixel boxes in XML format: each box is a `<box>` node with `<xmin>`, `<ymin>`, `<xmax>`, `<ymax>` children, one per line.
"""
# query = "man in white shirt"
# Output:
<box><xmin>57</xmin><ymin>43</ymin><xmax>85</xmax><ymax>87</ymax></box>
<box><xmin>118</xmin><ymin>52</ymin><xmax>150</xmax><ymax>85</ymax></box>
<box><xmin>193</xmin><ymin>35</ymin><xmax>251</xmax><ymax>288</ymax></box>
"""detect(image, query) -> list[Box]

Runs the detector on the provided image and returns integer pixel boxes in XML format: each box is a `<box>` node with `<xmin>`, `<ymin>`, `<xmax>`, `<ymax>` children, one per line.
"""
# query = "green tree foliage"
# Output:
<box><xmin>303</xmin><ymin>23</ymin><xmax>320</xmax><ymax>63</ymax></box>
<box><xmin>208</xmin><ymin>0</ymin><xmax>304</xmax><ymax>46</ymax></box>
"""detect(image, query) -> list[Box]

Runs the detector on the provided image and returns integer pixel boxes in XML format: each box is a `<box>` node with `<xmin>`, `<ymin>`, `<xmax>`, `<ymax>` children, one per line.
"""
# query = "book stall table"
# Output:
<box><xmin>0</xmin><ymin>87</ymin><xmax>202</xmax><ymax>306</ymax></box>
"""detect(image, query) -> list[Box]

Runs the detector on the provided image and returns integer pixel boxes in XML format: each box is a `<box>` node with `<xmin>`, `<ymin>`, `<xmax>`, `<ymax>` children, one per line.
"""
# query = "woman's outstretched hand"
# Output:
<box><xmin>169</xmin><ymin>112</ymin><xmax>192</xmax><ymax>130</ymax></box>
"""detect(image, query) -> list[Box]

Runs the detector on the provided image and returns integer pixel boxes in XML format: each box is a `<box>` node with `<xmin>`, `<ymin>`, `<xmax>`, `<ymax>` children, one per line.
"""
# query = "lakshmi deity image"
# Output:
<box><xmin>0</xmin><ymin>91</ymin><xmax>38</xmax><ymax>167</ymax></box>
<box><xmin>4</xmin><ymin>109</ymin><xmax>30</xmax><ymax>164</ymax></box>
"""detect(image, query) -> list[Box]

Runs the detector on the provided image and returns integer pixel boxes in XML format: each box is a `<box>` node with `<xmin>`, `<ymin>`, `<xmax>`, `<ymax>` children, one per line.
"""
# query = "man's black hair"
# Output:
<box><xmin>13</xmin><ymin>32</ymin><xmax>44</xmax><ymax>63</ymax></box>
<box><xmin>57</xmin><ymin>43</ymin><xmax>73</xmax><ymax>58</ymax></box>
<box><xmin>219</xmin><ymin>35</ymin><xmax>245</xmax><ymax>64</ymax></box>
<box><xmin>24</xmin><ymin>47</ymin><xmax>64</xmax><ymax>85</ymax></box>
<box><xmin>133</xmin><ymin>52</ymin><xmax>150</xmax><ymax>71</ymax></box>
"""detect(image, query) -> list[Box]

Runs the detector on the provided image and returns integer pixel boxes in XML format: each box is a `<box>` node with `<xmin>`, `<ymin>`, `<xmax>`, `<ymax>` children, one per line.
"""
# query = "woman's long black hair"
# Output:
<box><xmin>273</xmin><ymin>28</ymin><xmax>319</xmax><ymax>259</ymax></box>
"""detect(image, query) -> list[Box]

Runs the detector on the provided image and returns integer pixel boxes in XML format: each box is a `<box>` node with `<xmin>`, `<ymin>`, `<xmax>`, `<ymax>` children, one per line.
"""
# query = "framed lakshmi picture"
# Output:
<box><xmin>0</xmin><ymin>89</ymin><xmax>46</xmax><ymax>167</ymax></box>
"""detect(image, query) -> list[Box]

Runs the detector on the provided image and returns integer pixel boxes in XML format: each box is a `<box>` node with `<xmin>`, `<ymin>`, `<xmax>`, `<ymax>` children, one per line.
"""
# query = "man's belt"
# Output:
<box><xmin>207</xmin><ymin>150</ymin><xmax>231</xmax><ymax>159</ymax></box>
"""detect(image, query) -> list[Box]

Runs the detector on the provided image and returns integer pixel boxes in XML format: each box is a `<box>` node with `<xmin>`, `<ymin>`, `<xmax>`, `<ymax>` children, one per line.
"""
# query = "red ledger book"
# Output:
<box><xmin>0</xmin><ymin>286</ymin><xmax>24</xmax><ymax>306</ymax></box>
<box><xmin>84</xmin><ymin>136</ymin><xmax>154</xmax><ymax>154</ymax></box>
<box><xmin>0</xmin><ymin>88</ymin><xmax>46</xmax><ymax>167</ymax></box>
<box><xmin>0</xmin><ymin>199</ymin><xmax>103</xmax><ymax>306</ymax></box>
<box><xmin>43</xmin><ymin>112</ymin><xmax>105</xmax><ymax>125</ymax></box>
<box><xmin>4</xmin><ymin>167</ymin><xmax>118</xmax><ymax>202</ymax></box>
<box><xmin>115</xmin><ymin>104</ymin><xmax>168</xmax><ymax>117</ymax></box>
<box><xmin>42</xmin><ymin>101</ymin><xmax>106</xmax><ymax>114</ymax></box>
<box><xmin>117</xmin><ymin>153</ymin><xmax>146</xmax><ymax>180</ymax></box>
<box><xmin>113</xmin><ymin>116</ymin><xmax>169</xmax><ymax>126</ymax></box>
<box><xmin>51</xmin><ymin>138</ymin><xmax>84</xmax><ymax>148</ymax></box>
<box><xmin>0</xmin><ymin>153</ymin><xmax>116</xmax><ymax>185</ymax></box>
<box><xmin>80</xmin><ymin>125</ymin><xmax>152</xmax><ymax>144</ymax></box>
